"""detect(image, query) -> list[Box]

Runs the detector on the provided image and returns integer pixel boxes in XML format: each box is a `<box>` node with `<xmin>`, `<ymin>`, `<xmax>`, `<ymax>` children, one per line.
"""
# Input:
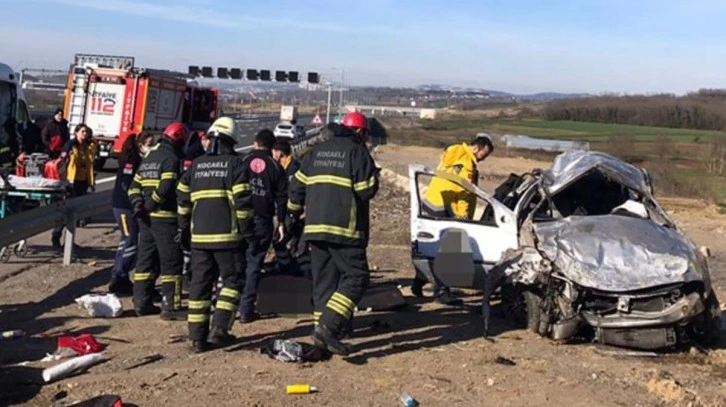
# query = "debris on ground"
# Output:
<box><xmin>75</xmin><ymin>293</ymin><xmax>123</xmax><ymax>318</ymax></box>
<box><xmin>42</xmin><ymin>352</ymin><xmax>107</xmax><ymax>383</ymax></box>
<box><xmin>42</xmin><ymin>334</ymin><xmax>105</xmax><ymax>362</ymax></box>
<box><xmin>400</xmin><ymin>392</ymin><xmax>418</xmax><ymax>406</ymax></box>
<box><xmin>495</xmin><ymin>356</ymin><xmax>516</xmax><ymax>366</ymax></box>
<box><xmin>1</xmin><ymin>329</ymin><xmax>26</xmax><ymax>340</ymax></box>
<box><xmin>286</xmin><ymin>384</ymin><xmax>318</xmax><ymax>394</ymax></box>
<box><xmin>262</xmin><ymin>339</ymin><xmax>331</xmax><ymax>363</ymax></box>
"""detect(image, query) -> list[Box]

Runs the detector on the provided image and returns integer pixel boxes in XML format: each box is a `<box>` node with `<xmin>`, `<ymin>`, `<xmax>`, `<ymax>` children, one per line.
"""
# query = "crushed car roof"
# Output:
<box><xmin>542</xmin><ymin>151</ymin><xmax>651</xmax><ymax>196</ymax></box>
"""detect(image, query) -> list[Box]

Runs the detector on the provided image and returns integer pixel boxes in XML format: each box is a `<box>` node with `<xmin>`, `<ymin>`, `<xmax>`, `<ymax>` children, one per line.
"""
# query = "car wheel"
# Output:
<box><xmin>501</xmin><ymin>284</ymin><xmax>542</xmax><ymax>333</ymax></box>
<box><xmin>691</xmin><ymin>293</ymin><xmax>722</xmax><ymax>346</ymax></box>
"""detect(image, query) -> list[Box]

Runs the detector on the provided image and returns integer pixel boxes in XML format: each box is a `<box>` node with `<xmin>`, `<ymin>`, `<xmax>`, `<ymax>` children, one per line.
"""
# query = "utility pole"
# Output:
<box><xmin>331</xmin><ymin>67</ymin><xmax>344</xmax><ymax>114</ymax></box>
<box><xmin>326</xmin><ymin>82</ymin><xmax>332</xmax><ymax>124</ymax></box>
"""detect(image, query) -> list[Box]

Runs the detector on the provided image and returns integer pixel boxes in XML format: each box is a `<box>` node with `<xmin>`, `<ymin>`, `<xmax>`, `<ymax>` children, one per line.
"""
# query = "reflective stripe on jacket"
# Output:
<box><xmin>128</xmin><ymin>140</ymin><xmax>181</xmax><ymax>220</ymax></box>
<box><xmin>177</xmin><ymin>153</ymin><xmax>253</xmax><ymax>250</ymax></box>
<box><xmin>288</xmin><ymin>129</ymin><xmax>379</xmax><ymax>247</ymax></box>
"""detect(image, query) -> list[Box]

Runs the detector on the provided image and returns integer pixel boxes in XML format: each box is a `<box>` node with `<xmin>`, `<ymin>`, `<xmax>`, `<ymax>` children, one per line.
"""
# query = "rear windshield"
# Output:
<box><xmin>278</xmin><ymin>125</ymin><xmax>292</xmax><ymax>130</ymax></box>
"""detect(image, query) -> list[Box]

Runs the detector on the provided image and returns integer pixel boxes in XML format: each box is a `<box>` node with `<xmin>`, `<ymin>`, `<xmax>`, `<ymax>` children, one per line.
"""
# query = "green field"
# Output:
<box><xmin>425</xmin><ymin>119</ymin><xmax>726</xmax><ymax>142</ymax></box>
<box><xmin>400</xmin><ymin>117</ymin><xmax>726</xmax><ymax>203</ymax></box>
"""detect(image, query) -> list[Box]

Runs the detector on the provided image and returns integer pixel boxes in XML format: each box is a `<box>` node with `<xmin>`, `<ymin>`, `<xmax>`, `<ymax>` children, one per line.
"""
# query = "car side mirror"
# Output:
<box><xmin>699</xmin><ymin>246</ymin><xmax>711</xmax><ymax>258</ymax></box>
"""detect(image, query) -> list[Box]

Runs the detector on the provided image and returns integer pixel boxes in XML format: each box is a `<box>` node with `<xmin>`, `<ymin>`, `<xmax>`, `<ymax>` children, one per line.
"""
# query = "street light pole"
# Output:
<box><xmin>326</xmin><ymin>82</ymin><xmax>332</xmax><ymax>124</ymax></box>
<box><xmin>331</xmin><ymin>67</ymin><xmax>344</xmax><ymax>114</ymax></box>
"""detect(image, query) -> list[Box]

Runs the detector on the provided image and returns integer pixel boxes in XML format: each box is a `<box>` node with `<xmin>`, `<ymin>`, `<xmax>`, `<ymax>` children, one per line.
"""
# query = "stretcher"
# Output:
<box><xmin>0</xmin><ymin>171</ymin><xmax>70</xmax><ymax>262</ymax></box>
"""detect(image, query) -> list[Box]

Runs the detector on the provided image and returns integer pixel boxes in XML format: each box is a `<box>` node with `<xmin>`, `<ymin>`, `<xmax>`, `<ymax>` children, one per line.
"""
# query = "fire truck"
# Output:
<box><xmin>63</xmin><ymin>54</ymin><xmax>218</xmax><ymax>169</ymax></box>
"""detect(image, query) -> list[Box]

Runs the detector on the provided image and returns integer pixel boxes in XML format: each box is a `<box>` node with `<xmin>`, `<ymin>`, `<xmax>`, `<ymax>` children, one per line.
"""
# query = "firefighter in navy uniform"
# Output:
<box><xmin>286</xmin><ymin>112</ymin><xmax>379</xmax><ymax>356</ymax></box>
<box><xmin>128</xmin><ymin>123</ymin><xmax>189</xmax><ymax>320</ymax></box>
<box><xmin>238</xmin><ymin>129</ymin><xmax>287</xmax><ymax>323</ymax></box>
<box><xmin>177</xmin><ymin>117</ymin><xmax>253</xmax><ymax>353</ymax></box>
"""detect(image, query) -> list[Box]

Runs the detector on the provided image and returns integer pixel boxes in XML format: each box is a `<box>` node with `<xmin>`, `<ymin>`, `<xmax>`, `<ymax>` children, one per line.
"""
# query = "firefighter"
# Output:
<box><xmin>128</xmin><ymin>122</ymin><xmax>189</xmax><ymax>319</ymax></box>
<box><xmin>286</xmin><ymin>112</ymin><xmax>379</xmax><ymax>356</ymax></box>
<box><xmin>177</xmin><ymin>117</ymin><xmax>253</xmax><ymax>353</ymax></box>
<box><xmin>414</xmin><ymin>134</ymin><xmax>494</xmax><ymax>304</ymax></box>
<box><xmin>238</xmin><ymin>129</ymin><xmax>287</xmax><ymax>323</ymax></box>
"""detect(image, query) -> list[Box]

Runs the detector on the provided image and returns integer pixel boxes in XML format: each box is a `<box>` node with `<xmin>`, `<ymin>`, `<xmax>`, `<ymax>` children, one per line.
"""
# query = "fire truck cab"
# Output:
<box><xmin>63</xmin><ymin>54</ymin><xmax>218</xmax><ymax>169</ymax></box>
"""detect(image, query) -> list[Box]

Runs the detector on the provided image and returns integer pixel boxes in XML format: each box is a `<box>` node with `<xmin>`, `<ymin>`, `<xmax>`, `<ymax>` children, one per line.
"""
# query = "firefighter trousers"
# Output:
<box><xmin>310</xmin><ymin>241</ymin><xmax>370</xmax><ymax>335</ymax></box>
<box><xmin>133</xmin><ymin>219</ymin><xmax>183</xmax><ymax>312</ymax></box>
<box><xmin>188</xmin><ymin>249</ymin><xmax>246</xmax><ymax>341</ymax></box>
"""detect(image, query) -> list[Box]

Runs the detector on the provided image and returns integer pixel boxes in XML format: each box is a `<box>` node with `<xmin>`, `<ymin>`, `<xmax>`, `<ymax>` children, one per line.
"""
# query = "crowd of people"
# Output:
<box><xmin>102</xmin><ymin>111</ymin><xmax>380</xmax><ymax>355</ymax></box>
<box><xmin>2</xmin><ymin>107</ymin><xmax>494</xmax><ymax>356</ymax></box>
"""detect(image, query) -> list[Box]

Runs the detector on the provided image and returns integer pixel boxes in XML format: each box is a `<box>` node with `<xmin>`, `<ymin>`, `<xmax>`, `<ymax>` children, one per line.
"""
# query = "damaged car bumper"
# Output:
<box><xmin>580</xmin><ymin>291</ymin><xmax>705</xmax><ymax>329</ymax></box>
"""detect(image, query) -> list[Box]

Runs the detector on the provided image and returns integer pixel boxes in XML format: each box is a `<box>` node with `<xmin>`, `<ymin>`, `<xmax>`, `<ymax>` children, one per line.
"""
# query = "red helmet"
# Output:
<box><xmin>342</xmin><ymin>112</ymin><xmax>369</xmax><ymax>130</ymax></box>
<box><xmin>163</xmin><ymin>122</ymin><xmax>190</xmax><ymax>143</ymax></box>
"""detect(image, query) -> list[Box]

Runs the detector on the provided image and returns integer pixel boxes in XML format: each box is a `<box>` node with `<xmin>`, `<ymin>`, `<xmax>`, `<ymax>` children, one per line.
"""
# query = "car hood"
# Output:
<box><xmin>533</xmin><ymin>215</ymin><xmax>703</xmax><ymax>292</ymax></box>
<box><xmin>542</xmin><ymin>151</ymin><xmax>651</xmax><ymax>197</ymax></box>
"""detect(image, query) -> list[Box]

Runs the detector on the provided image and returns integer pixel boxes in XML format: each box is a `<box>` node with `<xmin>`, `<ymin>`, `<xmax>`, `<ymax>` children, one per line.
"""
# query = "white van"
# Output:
<box><xmin>0</xmin><ymin>63</ymin><xmax>32</xmax><ymax>138</ymax></box>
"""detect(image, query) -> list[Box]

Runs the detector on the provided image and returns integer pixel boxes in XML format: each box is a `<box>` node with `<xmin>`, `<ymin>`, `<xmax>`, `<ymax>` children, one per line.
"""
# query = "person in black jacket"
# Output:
<box><xmin>41</xmin><ymin>108</ymin><xmax>70</xmax><ymax>158</ymax></box>
<box><xmin>287</xmin><ymin>113</ymin><xmax>379</xmax><ymax>356</ymax></box>
<box><xmin>128</xmin><ymin>123</ymin><xmax>188</xmax><ymax>320</ymax></box>
<box><xmin>270</xmin><ymin>139</ymin><xmax>302</xmax><ymax>275</ymax></box>
<box><xmin>177</xmin><ymin>117</ymin><xmax>253</xmax><ymax>353</ymax></box>
<box><xmin>109</xmin><ymin>133</ymin><xmax>154</xmax><ymax>295</ymax></box>
<box><xmin>238</xmin><ymin>129</ymin><xmax>287</xmax><ymax>323</ymax></box>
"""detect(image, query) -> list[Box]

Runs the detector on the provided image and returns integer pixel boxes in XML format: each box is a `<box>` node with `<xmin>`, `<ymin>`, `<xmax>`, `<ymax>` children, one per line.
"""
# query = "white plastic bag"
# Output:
<box><xmin>75</xmin><ymin>294</ymin><xmax>123</xmax><ymax>318</ymax></box>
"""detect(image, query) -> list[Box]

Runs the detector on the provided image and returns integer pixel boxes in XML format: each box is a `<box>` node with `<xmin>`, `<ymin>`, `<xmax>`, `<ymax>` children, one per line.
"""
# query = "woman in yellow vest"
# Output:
<box><xmin>51</xmin><ymin>124</ymin><xmax>97</xmax><ymax>248</ymax></box>
<box><xmin>416</xmin><ymin>135</ymin><xmax>493</xmax><ymax>305</ymax></box>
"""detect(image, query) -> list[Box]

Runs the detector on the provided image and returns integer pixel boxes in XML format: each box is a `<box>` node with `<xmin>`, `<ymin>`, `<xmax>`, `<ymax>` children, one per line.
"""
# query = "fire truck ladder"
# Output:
<box><xmin>67</xmin><ymin>66</ymin><xmax>89</xmax><ymax>131</ymax></box>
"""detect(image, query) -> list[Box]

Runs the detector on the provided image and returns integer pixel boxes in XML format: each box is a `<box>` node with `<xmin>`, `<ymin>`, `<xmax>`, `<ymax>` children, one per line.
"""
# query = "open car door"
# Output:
<box><xmin>409</xmin><ymin>164</ymin><xmax>518</xmax><ymax>289</ymax></box>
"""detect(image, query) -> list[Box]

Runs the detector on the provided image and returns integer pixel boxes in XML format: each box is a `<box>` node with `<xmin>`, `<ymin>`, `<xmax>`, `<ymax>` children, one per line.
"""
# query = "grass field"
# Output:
<box><xmin>424</xmin><ymin>118</ymin><xmax>726</xmax><ymax>142</ymax></box>
<box><xmin>388</xmin><ymin>116</ymin><xmax>726</xmax><ymax>203</ymax></box>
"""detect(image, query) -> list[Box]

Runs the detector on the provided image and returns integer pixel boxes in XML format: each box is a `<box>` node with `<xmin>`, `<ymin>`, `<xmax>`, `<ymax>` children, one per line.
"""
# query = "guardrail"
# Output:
<box><xmin>0</xmin><ymin>125</ymin><xmax>328</xmax><ymax>266</ymax></box>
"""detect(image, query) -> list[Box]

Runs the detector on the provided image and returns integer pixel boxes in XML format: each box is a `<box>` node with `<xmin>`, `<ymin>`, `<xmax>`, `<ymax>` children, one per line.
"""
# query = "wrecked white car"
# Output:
<box><xmin>409</xmin><ymin>151</ymin><xmax>722</xmax><ymax>350</ymax></box>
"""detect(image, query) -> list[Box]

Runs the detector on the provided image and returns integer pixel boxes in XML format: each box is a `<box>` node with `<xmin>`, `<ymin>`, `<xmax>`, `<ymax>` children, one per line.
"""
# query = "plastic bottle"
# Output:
<box><xmin>286</xmin><ymin>384</ymin><xmax>318</xmax><ymax>395</ymax></box>
<box><xmin>1</xmin><ymin>330</ymin><xmax>26</xmax><ymax>340</ymax></box>
<box><xmin>400</xmin><ymin>392</ymin><xmax>418</xmax><ymax>407</ymax></box>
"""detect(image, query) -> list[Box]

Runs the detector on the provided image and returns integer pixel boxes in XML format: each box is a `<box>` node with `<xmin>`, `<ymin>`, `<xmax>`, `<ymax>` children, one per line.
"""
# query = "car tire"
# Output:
<box><xmin>501</xmin><ymin>284</ymin><xmax>543</xmax><ymax>333</ymax></box>
<box><xmin>691</xmin><ymin>293</ymin><xmax>722</xmax><ymax>346</ymax></box>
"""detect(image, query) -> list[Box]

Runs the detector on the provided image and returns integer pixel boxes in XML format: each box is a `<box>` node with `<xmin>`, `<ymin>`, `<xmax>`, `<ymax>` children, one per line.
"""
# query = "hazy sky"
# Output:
<box><xmin>2</xmin><ymin>0</ymin><xmax>725</xmax><ymax>94</ymax></box>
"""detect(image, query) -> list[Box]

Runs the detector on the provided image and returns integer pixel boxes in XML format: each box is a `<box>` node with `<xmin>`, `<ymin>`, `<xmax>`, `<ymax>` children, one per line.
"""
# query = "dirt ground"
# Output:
<box><xmin>1</xmin><ymin>144</ymin><xmax>726</xmax><ymax>406</ymax></box>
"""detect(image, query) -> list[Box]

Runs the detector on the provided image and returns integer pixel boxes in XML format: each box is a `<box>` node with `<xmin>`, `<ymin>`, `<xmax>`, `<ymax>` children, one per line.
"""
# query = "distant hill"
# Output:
<box><xmin>416</xmin><ymin>84</ymin><xmax>591</xmax><ymax>101</ymax></box>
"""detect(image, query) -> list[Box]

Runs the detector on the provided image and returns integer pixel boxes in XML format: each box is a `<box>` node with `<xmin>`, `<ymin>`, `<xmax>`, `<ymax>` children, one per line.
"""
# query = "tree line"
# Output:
<box><xmin>543</xmin><ymin>89</ymin><xmax>726</xmax><ymax>131</ymax></box>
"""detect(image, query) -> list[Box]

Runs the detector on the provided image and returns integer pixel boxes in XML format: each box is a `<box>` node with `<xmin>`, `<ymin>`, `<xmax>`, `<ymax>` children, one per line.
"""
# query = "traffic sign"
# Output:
<box><xmin>312</xmin><ymin>114</ymin><xmax>323</xmax><ymax>125</ymax></box>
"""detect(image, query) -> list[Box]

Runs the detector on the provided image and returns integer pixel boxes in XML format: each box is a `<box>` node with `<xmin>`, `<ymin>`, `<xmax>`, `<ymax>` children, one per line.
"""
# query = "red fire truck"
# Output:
<box><xmin>63</xmin><ymin>54</ymin><xmax>218</xmax><ymax>169</ymax></box>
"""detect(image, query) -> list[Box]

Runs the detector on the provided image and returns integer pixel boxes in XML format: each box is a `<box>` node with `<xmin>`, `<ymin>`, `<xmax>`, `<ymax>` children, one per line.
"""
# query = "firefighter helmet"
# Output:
<box><xmin>342</xmin><ymin>112</ymin><xmax>369</xmax><ymax>130</ymax></box>
<box><xmin>206</xmin><ymin>117</ymin><xmax>239</xmax><ymax>145</ymax></box>
<box><xmin>163</xmin><ymin>122</ymin><xmax>190</xmax><ymax>144</ymax></box>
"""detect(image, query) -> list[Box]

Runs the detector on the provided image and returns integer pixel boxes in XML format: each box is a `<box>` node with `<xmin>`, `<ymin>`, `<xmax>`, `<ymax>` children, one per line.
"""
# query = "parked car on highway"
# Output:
<box><xmin>409</xmin><ymin>151</ymin><xmax>722</xmax><ymax>350</ymax></box>
<box><xmin>273</xmin><ymin>123</ymin><xmax>305</xmax><ymax>139</ymax></box>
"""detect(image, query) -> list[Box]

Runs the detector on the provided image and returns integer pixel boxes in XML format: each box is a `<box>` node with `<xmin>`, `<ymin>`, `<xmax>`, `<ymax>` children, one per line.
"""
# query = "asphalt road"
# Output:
<box><xmin>94</xmin><ymin>114</ymin><xmax>316</xmax><ymax>191</ymax></box>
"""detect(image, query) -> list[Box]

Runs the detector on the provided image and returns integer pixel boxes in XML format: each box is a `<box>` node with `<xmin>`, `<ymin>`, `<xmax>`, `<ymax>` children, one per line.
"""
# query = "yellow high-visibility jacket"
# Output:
<box><xmin>63</xmin><ymin>139</ymin><xmax>96</xmax><ymax>186</ymax></box>
<box><xmin>423</xmin><ymin>143</ymin><xmax>478</xmax><ymax>219</ymax></box>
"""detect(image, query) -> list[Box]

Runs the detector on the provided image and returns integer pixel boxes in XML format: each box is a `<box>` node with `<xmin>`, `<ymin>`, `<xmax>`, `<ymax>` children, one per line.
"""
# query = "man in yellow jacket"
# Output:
<box><xmin>416</xmin><ymin>134</ymin><xmax>494</xmax><ymax>304</ymax></box>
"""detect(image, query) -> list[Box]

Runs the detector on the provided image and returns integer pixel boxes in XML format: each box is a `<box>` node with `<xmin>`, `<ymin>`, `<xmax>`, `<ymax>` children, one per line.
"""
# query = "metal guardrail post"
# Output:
<box><xmin>63</xmin><ymin>213</ymin><xmax>75</xmax><ymax>266</ymax></box>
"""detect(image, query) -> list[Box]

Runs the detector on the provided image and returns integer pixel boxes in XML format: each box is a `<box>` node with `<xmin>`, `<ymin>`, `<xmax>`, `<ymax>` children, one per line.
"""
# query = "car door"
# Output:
<box><xmin>409</xmin><ymin>164</ymin><xmax>519</xmax><ymax>273</ymax></box>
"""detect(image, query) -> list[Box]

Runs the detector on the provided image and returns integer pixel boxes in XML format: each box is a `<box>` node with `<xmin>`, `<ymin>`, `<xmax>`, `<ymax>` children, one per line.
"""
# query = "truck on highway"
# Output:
<box><xmin>0</xmin><ymin>62</ymin><xmax>32</xmax><ymax>149</ymax></box>
<box><xmin>63</xmin><ymin>54</ymin><xmax>219</xmax><ymax>169</ymax></box>
<box><xmin>279</xmin><ymin>105</ymin><xmax>298</xmax><ymax>122</ymax></box>
<box><xmin>275</xmin><ymin>105</ymin><xmax>303</xmax><ymax>139</ymax></box>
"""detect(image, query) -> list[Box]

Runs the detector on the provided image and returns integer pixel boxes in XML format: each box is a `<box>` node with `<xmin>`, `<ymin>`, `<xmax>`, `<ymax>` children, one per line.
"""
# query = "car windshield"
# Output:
<box><xmin>278</xmin><ymin>125</ymin><xmax>292</xmax><ymax>130</ymax></box>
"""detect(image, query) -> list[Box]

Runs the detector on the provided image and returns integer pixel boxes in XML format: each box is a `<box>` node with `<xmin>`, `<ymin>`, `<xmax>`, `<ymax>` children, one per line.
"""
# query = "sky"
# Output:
<box><xmin>2</xmin><ymin>0</ymin><xmax>726</xmax><ymax>94</ymax></box>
